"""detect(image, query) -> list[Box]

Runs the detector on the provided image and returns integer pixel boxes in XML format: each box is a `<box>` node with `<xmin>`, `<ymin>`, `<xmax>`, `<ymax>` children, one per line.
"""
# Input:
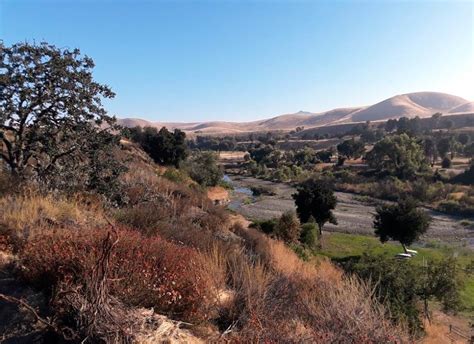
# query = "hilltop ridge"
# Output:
<box><xmin>119</xmin><ymin>92</ymin><xmax>471</xmax><ymax>134</ymax></box>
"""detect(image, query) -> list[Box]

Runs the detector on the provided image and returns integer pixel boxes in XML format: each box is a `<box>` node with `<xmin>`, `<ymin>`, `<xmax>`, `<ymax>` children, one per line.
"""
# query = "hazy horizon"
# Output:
<box><xmin>1</xmin><ymin>1</ymin><xmax>473</xmax><ymax>122</ymax></box>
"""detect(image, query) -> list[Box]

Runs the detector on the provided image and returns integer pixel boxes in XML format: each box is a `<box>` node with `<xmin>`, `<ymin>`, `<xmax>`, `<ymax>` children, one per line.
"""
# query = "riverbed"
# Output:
<box><xmin>225</xmin><ymin>175</ymin><xmax>474</xmax><ymax>247</ymax></box>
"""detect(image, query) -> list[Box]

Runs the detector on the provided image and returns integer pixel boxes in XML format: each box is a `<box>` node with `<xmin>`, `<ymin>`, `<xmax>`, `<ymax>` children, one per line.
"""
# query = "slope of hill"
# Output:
<box><xmin>118</xmin><ymin>92</ymin><xmax>470</xmax><ymax>134</ymax></box>
<box><xmin>449</xmin><ymin>101</ymin><xmax>474</xmax><ymax>114</ymax></box>
<box><xmin>349</xmin><ymin>92</ymin><xmax>468</xmax><ymax>122</ymax></box>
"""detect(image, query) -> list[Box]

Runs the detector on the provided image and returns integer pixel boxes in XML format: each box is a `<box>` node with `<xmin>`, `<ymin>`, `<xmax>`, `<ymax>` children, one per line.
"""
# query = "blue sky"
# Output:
<box><xmin>1</xmin><ymin>0</ymin><xmax>473</xmax><ymax>122</ymax></box>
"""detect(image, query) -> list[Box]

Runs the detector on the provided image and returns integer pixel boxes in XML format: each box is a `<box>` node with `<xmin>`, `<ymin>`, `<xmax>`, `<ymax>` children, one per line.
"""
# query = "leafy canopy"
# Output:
<box><xmin>336</xmin><ymin>139</ymin><xmax>365</xmax><ymax>161</ymax></box>
<box><xmin>0</xmin><ymin>42</ymin><xmax>125</xmax><ymax>194</ymax></box>
<box><xmin>365</xmin><ymin>134</ymin><xmax>428</xmax><ymax>179</ymax></box>
<box><xmin>126</xmin><ymin>126</ymin><xmax>187</xmax><ymax>167</ymax></box>
<box><xmin>183</xmin><ymin>151</ymin><xmax>223</xmax><ymax>187</ymax></box>
<box><xmin>346</xmin><ymin>254</ymin><xmax>460</xmax><ymax>335</ymax></box>
<box><xmin>292</xmin><ymin>178</ymin><xmax>337</xmax><ymax>232</ymax></box>
<box><xmin>374</xmin><ymin>198</ymin><xmax>431</xmax><ymax>250</ymax></box>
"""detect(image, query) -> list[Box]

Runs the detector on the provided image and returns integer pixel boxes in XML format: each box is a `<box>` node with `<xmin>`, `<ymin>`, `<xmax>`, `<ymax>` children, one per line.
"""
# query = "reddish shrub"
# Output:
<box><xmin>109</xmin><ymin>231</ymin><xmax>220</xmax><ymax>321</ymax></box>
<box><xmin>21</xmin><ymin>228</ymin><xmax>222</xmax><ymax>322</ymax></box>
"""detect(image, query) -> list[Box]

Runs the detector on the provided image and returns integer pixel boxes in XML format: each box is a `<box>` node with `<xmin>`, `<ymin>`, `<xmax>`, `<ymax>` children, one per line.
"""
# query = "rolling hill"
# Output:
<box><xmin>118</xmin><ymin>92</ymin><xmax>471</xmax><ymax>134</ymax></box>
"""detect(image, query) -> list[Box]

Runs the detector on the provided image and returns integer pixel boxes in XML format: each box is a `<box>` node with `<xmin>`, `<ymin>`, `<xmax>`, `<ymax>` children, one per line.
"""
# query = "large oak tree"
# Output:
<box><xmin>1</xmin><ymin>42</ymin><xmax>123</xmax><ymax>193</ymax></box>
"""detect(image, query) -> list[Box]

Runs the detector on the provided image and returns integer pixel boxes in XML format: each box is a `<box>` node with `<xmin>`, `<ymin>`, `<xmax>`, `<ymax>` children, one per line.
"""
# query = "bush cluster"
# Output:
<box><xmin>21</xmin><ymin>228</ymin><xmax>222</xmax><ymax>322</ymax></box>
<box><xmin>251</xmin><ymin>212</ymin><xmax>319</xmax><ymax>248</ymax></box>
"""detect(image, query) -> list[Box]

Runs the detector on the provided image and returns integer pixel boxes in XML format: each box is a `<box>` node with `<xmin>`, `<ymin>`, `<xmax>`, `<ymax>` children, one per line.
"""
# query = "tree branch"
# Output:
<box><xmin>0</xmin><ymin>293</ymin><xmax>57</xmax><ymax>331</ymax></box>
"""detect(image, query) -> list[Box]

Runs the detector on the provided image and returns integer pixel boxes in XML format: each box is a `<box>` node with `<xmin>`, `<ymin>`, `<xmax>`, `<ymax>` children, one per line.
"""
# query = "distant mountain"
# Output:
<box><xmin>118</xmin><ymin>92</ymin><xmax>471</xmax><ymax>134</ymax></box>
<box><xmin>348</xmin><ymin>92</ymin><xmax>468</xmax><ymax>122</ymax></box>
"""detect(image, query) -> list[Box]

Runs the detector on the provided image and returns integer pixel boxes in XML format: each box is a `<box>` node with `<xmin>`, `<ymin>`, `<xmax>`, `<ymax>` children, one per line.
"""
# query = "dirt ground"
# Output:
<box><xmin>423</xmin><ymin>310</ymin><xmax>472</xmax><ymax>344</ymax></box>
<box><xmin>226</xmin><ymin>175</ymin><xmax>474</xmax><ymax>248</ymax></box>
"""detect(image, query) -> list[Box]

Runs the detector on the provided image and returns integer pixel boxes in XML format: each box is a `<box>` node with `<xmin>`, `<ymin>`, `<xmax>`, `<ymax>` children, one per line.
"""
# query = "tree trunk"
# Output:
<box><xmin>317</xmin><ymin>223</ymin><xmax>323</xmax><ymax>249</ymax></box>
<box><xmin>402</xmin><ymin>243</ymin><xmax>408</xmax><ymax>254</ymax></box>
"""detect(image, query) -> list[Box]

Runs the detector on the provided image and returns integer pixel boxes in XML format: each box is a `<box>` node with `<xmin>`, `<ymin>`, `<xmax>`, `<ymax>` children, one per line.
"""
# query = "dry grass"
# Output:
<box><xmin>0</xmin><ymin>193</ymin><xmax>105</xmax><ymax>252</ymax></box>
<box><xmin>206</xmin><ymin>186</ymin><xmax>229</xmax><ymax>204</ymax></box>
<box><xmin>0</xmin><ymin>143</ymin><xmax>411</xmax><ymax>342</ymax></box>
<box><xmin>0</xmin><ymin>194</ymin><xmax>82</xmax><ymax>231</ymax></box>
<box><xmin>218</xmin><ymin>151</ymin><xmax>246</xmax><ymax>161</ymax></box>
<box><xmin>226</xmin><ymin>222</ymin><xmax>407</xmax><ymax>342</ymax></box>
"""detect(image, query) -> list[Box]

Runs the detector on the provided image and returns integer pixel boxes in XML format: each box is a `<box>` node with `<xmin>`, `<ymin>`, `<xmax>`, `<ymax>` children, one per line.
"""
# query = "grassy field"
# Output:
<box><xmin>317</xmin><ymin>232</ymin><xmax>474</xmax><ymax>317</ymax></box>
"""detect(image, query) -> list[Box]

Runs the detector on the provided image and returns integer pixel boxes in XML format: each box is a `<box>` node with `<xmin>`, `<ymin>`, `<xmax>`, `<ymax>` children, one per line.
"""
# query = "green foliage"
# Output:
<box><xmin>458</xmin><ymin>133</ymin><xmax>470</xmax><ymax>145</ymax></box>
<box><xmin>423</xmin><ymin>137</ymin><xmax>437</xmax><ymax>166</ymax></box>
<box><xmin>128</xmin><ymin>126</ymin><xmax>187</xmax><ymax>167</ymax></box>
<box><xmin>294</xmin><ymin>147</ymin><xmax>316</xmax><ymax>166</ymax></box>
<box><xmin>436</xmin><ymin>137</ymin><xmax>451</xmax><ymax>158</ymax></box>
<box><xmin>275</xmin><ymin>211</ymin><xmax>301</xmax><ymax>243</ymax></box>
<box><xmin>343</xmin><ymin>253</ymin><xmax>461</xmax><ymax>335</ymax></box>
<box><xmin>249</xmin><ymin>145</ymin><xmax>276</xmax><ymax>165</ymax></box>
<box><xmin>396</xmin><ymin>116</ymin><xmax>422</xmax><ymax>136</ymax></box>
<box><xmin>336</xmin><ymin>139</ymin><xmax>365</xmax><ymax>164</ymax></box>
<box><xmin>218</xmin><ymin>180</ymin><xmax>234</xmax><ymax>190</ymax></box>
<box><xmin>0</xmin><ymin>42</ymin><xmax>126</xmax><ymax>197</ymax></box>
<box><xmin>441</xmin><ymin>156</ymin><xmax>452</xmax><ymax>168</ymax></box>
<box><xmin>162</xmin><ymin>167</ymin><xmax>188</xmax><ymax>184</ymax></box>
<box><xmin>374</xmin><ymin>198</ymin><xmax>431</xmax><ymax>250</ymax></box>
<box><xmin>452</xmin><ymin>162</ymin><xmax>474</xmax><ymax>185</ymax></box>
<box><xmin>437</xmin><ymin>200</ymin><xmax>474</xmax><ymax>217</ymax></box>
<box><xmin>250</xmin><ymin>218</ymin><xmax>277</xmax><ymax>235</ymax></box>
<box><xmin>250</xmin><ymin>185</ymin><xmax>276</xmax><ymax>196</ymax></box>
<box><xmin>315</xmin><ymin>149</ymin><xmax>333</xmax><ymax>163</ymax></box>
<box><xmin>465</xmin><ymin>143</ymin><xmax>474</xmax><ymax>157</ymax></box>
<box><xmin>293</xmin><ymin>178</ymin><xmax>337</xmax><ymax>231</ymax></box>
<box><xmin>183</xmin><ymin>151</ymin><xmax>223</xmax><ymax>187</ymax></box>
<box><xmin>366</xmin><ymin>134</ymin><xmax>428</xmax><ymax>179</ymax></box>
<box><xmin>299</xmin><ymin>222</ymin><xmax>319</xmax><ymax>248</ymax></box>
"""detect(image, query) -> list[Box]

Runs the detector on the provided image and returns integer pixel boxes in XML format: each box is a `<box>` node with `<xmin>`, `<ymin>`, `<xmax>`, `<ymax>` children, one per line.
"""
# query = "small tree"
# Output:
<box><xmin>315</xmin><ymin>150</ymin><xmax>332</xmax><ymax>163</ymax></box>
<box><xmin>300</xmin><ymin>222</ymin><xmax>319</xmax><ymax>248</ymax></box>
<box><xmin>183</xmin><ymin>151</ymin><xmax>223</xmax><ymax>187</ymax></box>
<box><xmin>275</xmin><ymin>211</ymin><xmax>301</xmax><ymax>243</ymax></box>
<box><xmin>451</xmin><ymin>161</ymin><xmax>474</xmax><ymax>185</ymax></box>
<box><xmin>365</xmin><ymin>134</ymin><xmax>428</xmax><ymax>179</ymax></box>
<box><xmin>292</xmin><ymin>178</ymin><xmax>337</xmax><ymax>235</ymax></box>
<box><xmin>373</xmin><ymin>198</ymin><xmax>431</xmax><ymax>253</ymax></box>
<box><xmin>131</xmin><ymin>126</ymin><xmax>187</xmax><ymax>167</ymax></box>
<box><xmin>441</xmin><ymin>157</ymin><xmax>452</xmax><ymax>168</ymax></box>
<box><xmin>458</xmin><ymin>133</ymin><xmax>469</xmax><ymax>145</ymax></box>
<box><xmin>336</xmin><ymin>139</ymin><xmax>365</xmax><ymax>165</ymax></box>
<box><xmin>436</xmin><ymin>137</ymin><xmax>451</xmax><ymax>158</ymax></box>
<box><xmin>423</xmin><ymin>137</ymin><xmax>438</xmax><ymax>166</ymax></box>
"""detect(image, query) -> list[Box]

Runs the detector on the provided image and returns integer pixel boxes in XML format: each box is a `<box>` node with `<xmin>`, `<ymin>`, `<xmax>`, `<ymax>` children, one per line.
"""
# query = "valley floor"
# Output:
<box><xmin>226</xmin><ymin>175</ymin><xmax>474</xmax><ymax>248</ymax></box>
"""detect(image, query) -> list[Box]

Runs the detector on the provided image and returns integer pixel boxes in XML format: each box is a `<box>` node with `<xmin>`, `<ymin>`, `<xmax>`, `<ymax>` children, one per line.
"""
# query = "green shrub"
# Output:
<box><xmin>250</xmin><ymin>185</ymin><xmax>276</xmax><ymax>196</ymax></box>
<box><xmin>218</xmin><ymin>180</ymin><xmax>234</xmax><ymax>190</ymax></box>
<box><xmin>250</xmin><ymin>219</ymin><xmax>278</xmax><ymax>235</ymax></box>
<box><xmin>183</xmin><ymin>151</ymin><xmax>223</xmax><ymax>187</ymax></box>
<box><xmin>452</xmin><ymin>163</ymin><xmax>474</xmax><ymax>185</ymax></box>
<box><xmin>460</xmin><ymin>219</ymin><xmax>474</xmax><ymax>229</ymax></box>
<box><xmin>162</xmin><ymin>167</ymin><xmax>188</xmax><ymax>183</ymax></box>
<box><xmin>299</xmin><ymin>222</ymin><xmax>319</xmax><ymax>248</ymax></box>
<box><xmin>441</xmin><ymin>157</ymin><xmax>452</xmax><ymax>168</ymax></box>
<box><xmin>342</xmin><ymin>253</ymin><xmax>461</xmax><ymax>335</ymax></box>
<box><xmin>275</xmin><ymin>211</ymin><xmax>301</xmax><ymax>243</ymax></box>
<box><xmin>438</xmin><ymin>200</ymin><xmax>474</xmax><ymax>217</ymax></box>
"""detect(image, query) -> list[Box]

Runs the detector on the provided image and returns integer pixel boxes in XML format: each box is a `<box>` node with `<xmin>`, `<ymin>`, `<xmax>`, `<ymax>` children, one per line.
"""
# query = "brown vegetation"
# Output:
<box><xmin>0</xmin><ymin>144</ymin><xmax>408</xmax><ymax>343</ymax></box>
